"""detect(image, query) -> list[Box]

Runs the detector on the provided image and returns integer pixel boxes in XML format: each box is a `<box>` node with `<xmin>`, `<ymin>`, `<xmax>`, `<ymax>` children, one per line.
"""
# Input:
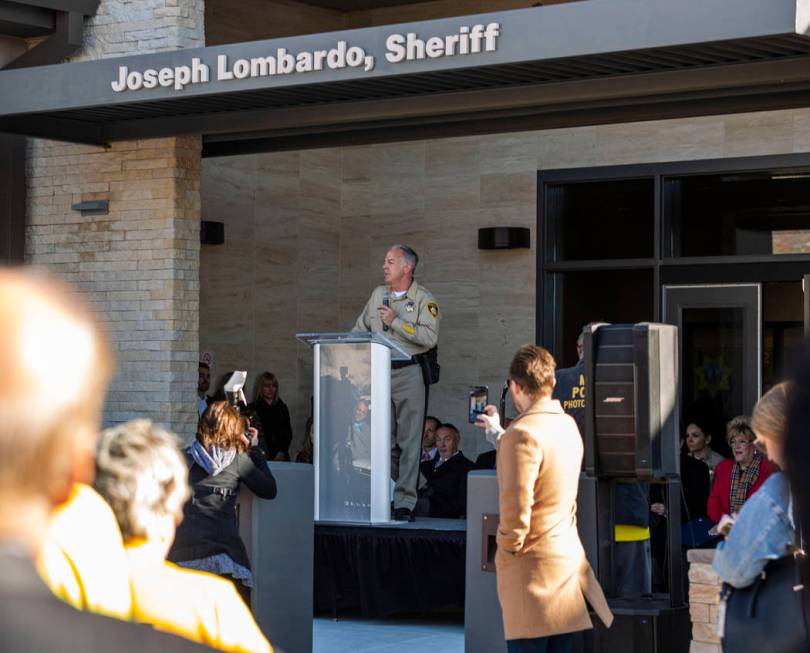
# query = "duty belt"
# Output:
<box><xmin>391</xmin><ymin>358</ymin><xmax>418</xmax><ymax>370</ymax></box>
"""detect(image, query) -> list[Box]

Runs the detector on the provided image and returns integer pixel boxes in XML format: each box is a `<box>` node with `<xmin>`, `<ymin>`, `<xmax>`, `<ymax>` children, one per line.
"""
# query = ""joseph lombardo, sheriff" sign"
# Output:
<box><xmin>111</xmin><ymin>22</ymin><xmax>501</xmax><ymax>93</ymax></box>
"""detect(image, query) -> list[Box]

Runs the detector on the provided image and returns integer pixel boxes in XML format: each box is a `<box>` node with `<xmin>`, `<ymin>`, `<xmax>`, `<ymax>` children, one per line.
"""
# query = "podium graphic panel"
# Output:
<box><xmin>314</xmin><ymin>342</ymin><xmax>384</xmax><ymax>522</ymax></box>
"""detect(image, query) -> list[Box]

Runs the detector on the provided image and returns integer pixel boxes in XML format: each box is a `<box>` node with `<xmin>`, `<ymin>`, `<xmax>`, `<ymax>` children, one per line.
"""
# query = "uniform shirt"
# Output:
<box><xmin>353</xmin><ymin>279</ymin><xmax>440</xmax><ymax>356</ymax></box>
<box><xmin>126</xmin><ymin>541</ymin><xmax>272</xmax><ymax>653</ymax></box>
<box><xmin>553</xmin><ymin>359</ymin><xmax>586</xmax><ymax>436</ymax></box>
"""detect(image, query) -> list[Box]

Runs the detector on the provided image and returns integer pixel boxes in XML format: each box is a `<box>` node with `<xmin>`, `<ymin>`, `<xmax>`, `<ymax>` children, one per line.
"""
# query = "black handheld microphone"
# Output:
<box><xmin>382</xmin><ymin>291</ymin><xmax>390</xmax><ymax>331</ymax></box>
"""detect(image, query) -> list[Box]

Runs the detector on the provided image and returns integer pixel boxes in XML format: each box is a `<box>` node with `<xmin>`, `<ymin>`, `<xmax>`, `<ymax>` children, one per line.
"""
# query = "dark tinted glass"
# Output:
<box><xmin>763</xmin><ymin>281</ymin><xmax>804</xmax><ymax>389</ymax></box>
<box><xmin>665</xmin><ymin>171</ymin><xmax>810</xmax><ymax>257</ymax></box>
<box><xmin>547</xmin><ymin>179</ymin><xmax>654</xmax><ymax>261</ymax></box>
<box><xmin>681</xmin><ymin>307</ymin><xmax>744</xmax><ymax>457</ymax></box>
<box><xmin>557</xmin><ymin>268</ymin><xmax>654</xmax><ymax>366</ymax></box>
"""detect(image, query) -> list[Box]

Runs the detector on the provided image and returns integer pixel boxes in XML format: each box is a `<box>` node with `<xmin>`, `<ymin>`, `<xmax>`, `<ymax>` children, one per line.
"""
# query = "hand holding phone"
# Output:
<box><xmin>474</xmin><ymin>404</ymin><xmax>504</xmax><ymax>445</ymax></box>
<box><xmin>469</xmin><ymin>386</ymin><xmax>488</xmax><ymax>424</ymax></box>
<box><xmin>716</xmin><ymin>513</ymin><xmax>736</xmax><ymax>537</ymax></box>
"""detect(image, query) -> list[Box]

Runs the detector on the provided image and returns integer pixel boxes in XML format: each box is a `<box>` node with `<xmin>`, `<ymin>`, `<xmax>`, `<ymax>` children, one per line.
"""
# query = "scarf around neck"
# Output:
<box><xmin>190</xmin><ymin>440</ymin><xmax>236</xmax><ymax>476</ymax></box>
<box><xmin>729</xmin><ymin>450</ymin><xmax>762</xmax><ymax>515</ymax></box>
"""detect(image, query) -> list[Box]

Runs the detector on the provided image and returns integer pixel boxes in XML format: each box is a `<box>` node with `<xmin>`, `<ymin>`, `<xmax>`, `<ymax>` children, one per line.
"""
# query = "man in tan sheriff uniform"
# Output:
<box><xmin>353</xmin><ymin>244</ymin><xmax>440</xmax><ymax>521</ymax></box>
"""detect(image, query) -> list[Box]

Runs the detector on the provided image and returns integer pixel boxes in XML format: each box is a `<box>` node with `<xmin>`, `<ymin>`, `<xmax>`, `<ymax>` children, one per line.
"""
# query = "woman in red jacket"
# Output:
<box><xmin>707</xmin><ymin>415</ymin><xmax>773</xmax><ymax>524</ymax></box>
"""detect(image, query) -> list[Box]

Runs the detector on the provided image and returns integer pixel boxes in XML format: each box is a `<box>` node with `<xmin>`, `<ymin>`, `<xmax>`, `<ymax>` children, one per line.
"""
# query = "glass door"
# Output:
<box><xmin>663</xmin><ymin>284</ymin><xmax>760</xmax><ymax>453</ymax></box>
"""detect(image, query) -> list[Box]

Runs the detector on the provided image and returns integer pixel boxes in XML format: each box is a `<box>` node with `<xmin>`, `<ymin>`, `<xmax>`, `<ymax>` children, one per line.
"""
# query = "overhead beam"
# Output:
<box><xmin>202</xmin><ymin>85</ymin><xmax>810</xmax><ymax>157</ymax></box>
<box><xmin>0</xmin><ymin>114</ymin><xmax>106</xmax><ymax>145</ymax></box>
<box><xmin>5</xmin><ymin>10</ymin><xmax>84</xmax><ymax>69</ymax></box>
<box><xmin>0</xmin><ymin>0</ymin><xmax>54</xmax><ymax>37</ymax></box>
<box><xmin>13</xmin><ymin>0</ymin><xmax>99</xmax><ymax>15</ymax></box>
<box><xmin>99</xmin><ymin>56</ymin><xmax>810</xmax><ymax>142</ymax></box>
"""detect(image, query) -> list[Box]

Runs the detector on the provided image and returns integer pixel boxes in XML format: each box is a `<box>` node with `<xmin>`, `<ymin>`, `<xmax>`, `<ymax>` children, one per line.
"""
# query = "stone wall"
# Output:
<box><xmin>25</xmin><ymin>1</ymin><xmax>204</xmax><ymax>441</ymax></box>
<box><xmin>688</xmin><ymin>549</ymin><xmax>722</xmax><ymax>653</ymax></box>
<box><xmin>201</xmin><ymin>107</ymin><xmax>810</xmax><ymax>458</ymax></box>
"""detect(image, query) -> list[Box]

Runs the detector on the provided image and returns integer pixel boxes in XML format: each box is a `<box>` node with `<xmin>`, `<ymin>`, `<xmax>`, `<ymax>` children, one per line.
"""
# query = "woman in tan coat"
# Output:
<box><xmin>476</xmin><ymin>344</ymin><xmax>612</xmax><ymax>653</ymax></box>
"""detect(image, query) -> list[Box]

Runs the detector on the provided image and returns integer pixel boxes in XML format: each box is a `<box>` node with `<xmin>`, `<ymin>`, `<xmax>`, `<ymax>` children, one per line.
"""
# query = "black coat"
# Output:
<box><xmin>0</xmin><ymin>550</ymin><xmax>212</xmax><ymax>653</ymax></box>
<box><xmin>249</xmin><ymin>398</ymin><xmax>293</xmax><ymax>460</ymax></box>
<box><xmin>168</xmin><ymin>446</ymin><xmax>277</xmax><ymax>570</ymax></box>
<box><xmin>474</xmin><ymin>449</ymin><xmax>496</xmax><ymax>470</ymax></box>
<box><xmin>420</xmin><ymin>452</ymin><xmax>474</xmax><ymax>518</ymax></box>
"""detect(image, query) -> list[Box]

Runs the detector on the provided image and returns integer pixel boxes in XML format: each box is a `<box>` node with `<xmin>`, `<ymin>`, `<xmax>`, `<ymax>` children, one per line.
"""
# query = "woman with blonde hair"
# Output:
<box><xmin>94</xmin><ymin>419</ymin><xmax>272</xmax><ymax>653</ymax></box>
<box><xmin>706</xmin><ymin>415</ymin><xmax>774</xmax><ymax>524</ymax></box>
<box><xmin>169</xmin><ymin>401</ymin><xmax>277</xmax><ymax>607</ymax></box>
<box><xmin>249</xmin><ymin>372</ymin><xmax>293</xmax><ymax>461</ymax></box>
<box><xmin>713</xmin><ymin>383</ymin><xmax>795</xmax><ymax>588</ymax></box>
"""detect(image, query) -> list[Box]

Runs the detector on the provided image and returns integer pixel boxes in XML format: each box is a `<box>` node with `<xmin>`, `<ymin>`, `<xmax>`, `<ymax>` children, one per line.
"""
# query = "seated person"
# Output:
<box><xmin>94</xmin><ymin>419</ymin><xmax>273</xmax><ymax>653</ymax></box>
<box><xmin>417</xmin><ymin>424</ymin><xmax>474</xmax><ymax>518</ymax></box>
<box><xmin>474</xmin><ymin>418</ymin><xmax>511</xmax><ymax>470</ymax></box>
<box><xmin>651</xmin><ymin>442</ymin><xmax>711</xmax><ymax>524</ymax></box>
<box><xmin>421</xmin><ymin>416</ymin><xmax>441</xmax><ymax>462</ymax></box>
<box><xmin>683</xmin><ymin>420</ymin><xmax>725</xmax><ymax>478</ymax></box>
<box><xmin>474</xmin><ymin>449</ymin><xmax>496</xmax><ymax>470</ymax></box>
<box><xmin>707</xmin><ymin>416</ymin><xmax>774</xmax><ymax>524</ymax></box>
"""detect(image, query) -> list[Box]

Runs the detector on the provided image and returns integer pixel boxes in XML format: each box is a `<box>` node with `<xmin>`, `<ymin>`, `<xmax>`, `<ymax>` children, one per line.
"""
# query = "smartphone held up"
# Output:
<box><xmin>469</xmin><ymin>386</ymin><xmax>488</xmax><ymax>424</ymax></box>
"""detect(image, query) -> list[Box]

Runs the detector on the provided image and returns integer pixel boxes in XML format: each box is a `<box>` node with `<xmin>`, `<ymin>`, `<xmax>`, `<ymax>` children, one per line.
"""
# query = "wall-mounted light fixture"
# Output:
<box><xmin>200</xmin><ymin>220</ymin><xmax>225</xmax><ymax>245</ymax></box>
<box><xmin>71</xmin><ymin>199</ymin><xmax>109</xmax><ymax>216</ymax></box>
<box><xmin>478</xmin><ymin>227</ymin><xmax>530</xmax><ymax>250</ymax></box>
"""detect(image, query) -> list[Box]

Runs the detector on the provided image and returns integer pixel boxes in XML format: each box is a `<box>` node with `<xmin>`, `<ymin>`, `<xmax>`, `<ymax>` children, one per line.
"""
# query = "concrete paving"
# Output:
<box><xmin>313</xmin><ymin>614</ymin><xmax>464</xmax><ymax>653</ymax></box>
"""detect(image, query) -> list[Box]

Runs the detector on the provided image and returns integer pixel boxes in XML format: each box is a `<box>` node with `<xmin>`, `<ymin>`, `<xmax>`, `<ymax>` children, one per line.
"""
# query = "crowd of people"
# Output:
<box><xmin>0</xmin><ymin>269</ymin><xmax>276</xmax><ymax>653</ymax></box>
<box><xmin>8</xmin><ymin>247</ymin><xmax>810</xmax><ymax>653</ymax></box>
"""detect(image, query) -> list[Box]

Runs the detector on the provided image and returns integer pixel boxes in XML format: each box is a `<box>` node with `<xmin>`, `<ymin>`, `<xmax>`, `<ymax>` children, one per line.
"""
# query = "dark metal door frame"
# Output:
<box><xmin>662</xmin><ymin>283</ymin><xmax>761</xmax><ymax>415</ymax></box>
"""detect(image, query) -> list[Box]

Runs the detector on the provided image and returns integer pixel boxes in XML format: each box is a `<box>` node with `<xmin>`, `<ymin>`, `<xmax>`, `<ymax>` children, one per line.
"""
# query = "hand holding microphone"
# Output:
<box><xmin>379</xmin><ymin>291</ymin><xmax>393</xmax><ymax>331</ymax></box>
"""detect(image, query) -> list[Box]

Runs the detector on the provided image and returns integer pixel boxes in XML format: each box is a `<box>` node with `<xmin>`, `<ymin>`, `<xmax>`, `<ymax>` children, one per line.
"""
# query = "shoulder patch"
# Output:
<box><xmin>427</xmin><ymin>302</ymin><xmax>439</xmax><ymax>318</ymax></box>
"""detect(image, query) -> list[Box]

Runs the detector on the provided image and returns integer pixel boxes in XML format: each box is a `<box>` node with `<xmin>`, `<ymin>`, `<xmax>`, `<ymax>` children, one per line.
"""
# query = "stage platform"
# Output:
<box><xmin>314</xmin><ymin>518</ymin><xmax>467</xmax><ymax>618</ymax></box>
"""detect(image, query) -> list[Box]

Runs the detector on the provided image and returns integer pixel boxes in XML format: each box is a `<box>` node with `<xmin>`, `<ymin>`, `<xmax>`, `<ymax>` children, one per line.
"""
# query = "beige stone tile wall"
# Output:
<box><xmin>202</xmin><ymin>106</ymin><xmax>810</xmax><ymax>458</ymax></box>
<box><xmin>25</xmin><ymin>1</ymin><xmax>204</xmax><ymax>441</ymax></box>
<box><xmin>688</xmin><ymin>549</ymin><xmax>721</xmax><ymax>653</ymax></box>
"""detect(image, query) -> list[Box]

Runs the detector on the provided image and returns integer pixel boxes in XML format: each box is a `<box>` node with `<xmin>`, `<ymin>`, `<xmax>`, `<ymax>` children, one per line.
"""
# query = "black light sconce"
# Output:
<box><xmin>478</xmin><ymin>227</ymin><xmax>530</xmax><ymax>250</ymax></box>
<box><xmin>71</xmin><ymin>199</ymin><xmax>109</xmax><ymax>216</ymax></box>
<box><xmin>200</xmin><ymin>220</ymin><xmax>225</xmax><ymax>245</ymax></box>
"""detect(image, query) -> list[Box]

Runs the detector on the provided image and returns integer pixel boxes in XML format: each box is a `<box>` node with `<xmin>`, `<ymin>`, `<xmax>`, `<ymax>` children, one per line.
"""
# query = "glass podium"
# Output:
<box><xmin>296</xmin><ymin>332</ymin><xmax>411</xmax><ymax>523</ymax></box>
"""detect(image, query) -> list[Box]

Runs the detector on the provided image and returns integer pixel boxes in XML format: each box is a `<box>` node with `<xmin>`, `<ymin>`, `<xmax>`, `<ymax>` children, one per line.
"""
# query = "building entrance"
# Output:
<box><xmin>663</xmin><ymin>284</ymin><xmax>760</xmax><ymax>455</ymax></box>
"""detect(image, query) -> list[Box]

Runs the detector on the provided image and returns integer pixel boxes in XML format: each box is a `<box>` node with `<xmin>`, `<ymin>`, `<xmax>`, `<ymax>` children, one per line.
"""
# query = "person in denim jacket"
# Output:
<box><xmin>713</xmin><ymin>383</ymin><xmax>794</xmax><ymax>588</ymax></box>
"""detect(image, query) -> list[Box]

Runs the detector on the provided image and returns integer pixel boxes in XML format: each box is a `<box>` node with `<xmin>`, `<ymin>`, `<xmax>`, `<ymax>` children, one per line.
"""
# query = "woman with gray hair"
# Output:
<box><xmin>94</xmin><ymin>419</ymin><xmax>272</xmax><ymax>653</ymax></box>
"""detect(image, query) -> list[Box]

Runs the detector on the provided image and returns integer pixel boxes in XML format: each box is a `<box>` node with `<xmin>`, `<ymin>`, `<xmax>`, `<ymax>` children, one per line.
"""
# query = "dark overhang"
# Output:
<box><xmin>1</xmin><ymin>0</ymin><xmax>810</xmax><ymax>151</ymax></box>
<box><xmin>0</xmin><ymin>1</ymin><xmax>100</xmax><ymax>67</ymax></box>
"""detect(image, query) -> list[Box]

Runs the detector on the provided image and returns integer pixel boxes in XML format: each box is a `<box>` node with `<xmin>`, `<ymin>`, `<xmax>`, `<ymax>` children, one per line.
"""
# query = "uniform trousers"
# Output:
<box><xmin>390</xmin><ymin>363</ymin><xmax>425</xmax><ymax>511</ymax></box>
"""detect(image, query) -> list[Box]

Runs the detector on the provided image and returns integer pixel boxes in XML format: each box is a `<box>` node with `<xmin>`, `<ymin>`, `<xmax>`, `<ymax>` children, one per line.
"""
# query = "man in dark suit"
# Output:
<box><xmin>0</xmin><ymin>270</ymin><xmax>211</xmax><ymax>653</ymax></box>
<box><xmin>417</xmin><ymin>423</ymin><xmax>474</xmax><ymax>518</ymax></box>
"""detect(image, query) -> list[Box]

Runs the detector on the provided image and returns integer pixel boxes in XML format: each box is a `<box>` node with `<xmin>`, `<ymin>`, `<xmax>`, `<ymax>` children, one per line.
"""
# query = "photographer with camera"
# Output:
<box><xmin>168</xmin><ymin>400</ymin><xmax>277</xmax><ymax>608</ymax></box>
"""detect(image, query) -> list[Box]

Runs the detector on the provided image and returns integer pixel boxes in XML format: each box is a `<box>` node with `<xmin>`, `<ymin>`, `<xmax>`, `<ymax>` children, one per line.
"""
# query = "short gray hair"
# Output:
<box><xmin>391</xmin><ymin>244</ymin><xmax>419</xmax><ymax>274</ymax></box>
<box><xmin>94</xmin><ymin>419</ymin><xmax>189</xmax><ymax>541</ymax></box>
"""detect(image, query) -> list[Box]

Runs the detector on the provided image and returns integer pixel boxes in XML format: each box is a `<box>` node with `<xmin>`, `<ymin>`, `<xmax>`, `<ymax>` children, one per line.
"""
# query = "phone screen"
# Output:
<box><xmin>469</xmin><ymin>386</ymin><xmax>488</xmax><ymax>424</ymax></box>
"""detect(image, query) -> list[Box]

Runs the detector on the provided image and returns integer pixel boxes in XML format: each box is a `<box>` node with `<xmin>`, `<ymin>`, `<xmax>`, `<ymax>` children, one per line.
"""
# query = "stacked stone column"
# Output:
<box><xmin>25</xmin><ymin>1</ymin><xmax>204</xmax><ymax>441</ymax></box>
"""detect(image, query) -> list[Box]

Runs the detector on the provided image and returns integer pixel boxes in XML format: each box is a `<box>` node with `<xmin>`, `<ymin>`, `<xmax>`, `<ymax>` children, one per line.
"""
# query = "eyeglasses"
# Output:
<box><xmin>729</xmin><ymin>438</ymin><xmax>753</xmax><ymax>447</ymax></box>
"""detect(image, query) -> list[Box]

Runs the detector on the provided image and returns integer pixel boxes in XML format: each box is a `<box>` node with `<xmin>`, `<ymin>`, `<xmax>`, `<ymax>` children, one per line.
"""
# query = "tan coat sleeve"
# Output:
<box><xmin>496</xmin><ymin>426</ymin><xmax>542</xmax><ymax>553</ymax></box>
<box><xmin>391</xmin><ymin>295</ymin><xmax>440</xmax><ymax>349</ymax></box>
